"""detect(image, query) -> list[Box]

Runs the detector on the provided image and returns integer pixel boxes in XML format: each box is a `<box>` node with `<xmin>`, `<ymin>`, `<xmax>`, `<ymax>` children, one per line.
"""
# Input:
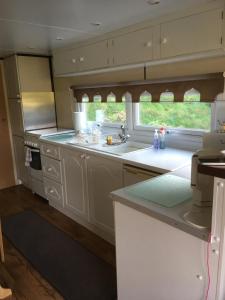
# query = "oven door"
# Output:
<box><xmin>29</xmin><ymin>148</ymin><xmax>42</xmax><ymax>171</ymax></box>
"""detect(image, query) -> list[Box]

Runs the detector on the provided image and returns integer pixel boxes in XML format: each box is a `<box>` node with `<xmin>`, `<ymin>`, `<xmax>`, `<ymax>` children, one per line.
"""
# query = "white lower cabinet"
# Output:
<box><xmin>86</xmin><ymin>155</ymin><xmax>123</xmax><ymax>234</ymax></box>
<box><xmin>59</xmin><ymin>147</ymin><xmax>123</xmax><ymax>241</ymax></box>
<box><xmin>61</xmin><ymin>148</ymin><xmax>88</xmax><ymax>219</ymax></box>
<box><xmin>114</xmin><ymin>202</ymin><xmax>207</xmax><ymax>300</ymax></box>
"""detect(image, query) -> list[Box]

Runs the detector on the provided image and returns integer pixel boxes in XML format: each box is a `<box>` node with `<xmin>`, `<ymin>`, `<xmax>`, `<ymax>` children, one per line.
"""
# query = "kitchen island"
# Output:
<box><xmin>111</xmin><ymin>163</ymin><xmax>225</xmax><ymax>300</ymax></box>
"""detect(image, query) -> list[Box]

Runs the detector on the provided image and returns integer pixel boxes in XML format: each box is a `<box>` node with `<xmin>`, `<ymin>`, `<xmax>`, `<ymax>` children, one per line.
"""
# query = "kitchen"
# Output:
<box><xmin>0</xmin><ymin>0</ymin><xmax>225</xmax><ymax>299</ymax></box>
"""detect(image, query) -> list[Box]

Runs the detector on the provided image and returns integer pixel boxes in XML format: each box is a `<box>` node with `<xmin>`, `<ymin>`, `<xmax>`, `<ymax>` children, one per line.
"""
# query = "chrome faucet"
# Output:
<box><xmin>119</xmin><ymin>124</ymin><xmax>130</xmax><ymax>143</ymax></box>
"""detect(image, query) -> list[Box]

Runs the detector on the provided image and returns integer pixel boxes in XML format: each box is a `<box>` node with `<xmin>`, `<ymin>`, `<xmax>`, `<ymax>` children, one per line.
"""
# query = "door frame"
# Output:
<box><xmin>0</xmin><ymin>60</ymin><xmax>17</xmax><ymax>183</ymax></box>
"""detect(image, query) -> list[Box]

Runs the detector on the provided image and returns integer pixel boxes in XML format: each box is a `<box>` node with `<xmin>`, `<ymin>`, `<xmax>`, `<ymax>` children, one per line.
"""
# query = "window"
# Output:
<box><xmin>134</xmin><ymin>90</ymin><xmax>211</xmax><ymax>131</ymax></box>
<box><xmin>82</xmin><ymin>94</ymin><xmax>126</xmax><ymax>126</ymax></box>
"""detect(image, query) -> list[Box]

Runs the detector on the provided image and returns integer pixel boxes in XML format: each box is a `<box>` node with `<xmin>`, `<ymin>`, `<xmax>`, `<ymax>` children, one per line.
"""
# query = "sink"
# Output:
<box><xmin>42</xmin><ymin>133</ymin><xmax>150</xmax><ymax>156</ymax></box>
<box><xmin>88</xmin><ymin>141</ymin><xmax>150</xmax><ymax>155</ymax></box>
<box><xmin>41</xmin><ymin>132</ymin><xmax>76</xmax><ymax>142</ymax></box>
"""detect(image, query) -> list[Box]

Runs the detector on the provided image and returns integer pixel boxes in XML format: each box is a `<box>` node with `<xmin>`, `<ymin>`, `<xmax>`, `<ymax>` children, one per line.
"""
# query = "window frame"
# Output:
<box><xmin>132</xmin><ymin>102</ymin><xmax>212</xmax><ymax>137</ymax></box>
<box><xmin>80</xmin><ymin>96</ymin><xmax>212</xmax><ymax>136</ymax></box>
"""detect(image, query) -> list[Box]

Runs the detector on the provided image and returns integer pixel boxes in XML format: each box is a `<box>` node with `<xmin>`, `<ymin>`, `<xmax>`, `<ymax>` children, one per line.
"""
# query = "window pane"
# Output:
<box><xmin>84</xmin><ymin>102</ymin><xmax>126</xmax><ymax>124</ymax></box>
<box><xmin>138</xmin><ymin>102</ymin><xmax>211</xmax><ymax>130</ymax></box>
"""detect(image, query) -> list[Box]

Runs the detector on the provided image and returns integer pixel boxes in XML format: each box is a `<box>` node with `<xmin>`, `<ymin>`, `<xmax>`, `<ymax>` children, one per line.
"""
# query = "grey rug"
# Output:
<box><xmin>2</xmin><ymin>210</ymin><xmax>117</xmax><ymax>300</ymax></box>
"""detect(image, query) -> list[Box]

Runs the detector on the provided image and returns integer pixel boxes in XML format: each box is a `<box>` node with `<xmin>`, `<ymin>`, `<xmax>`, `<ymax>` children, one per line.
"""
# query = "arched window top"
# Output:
<box><xmin>82</xmin><ymin>94</ymin><xmax>89</xmax><ymax>103</ymax></box>
<box><xmin>184</xmin><ymin>88</ymin><xmax>201</xmax><ymax>102</ymax></box>
<box><xmin>107</xmin><ymin>92</ymin><xmax>116</xmax><ymax>102</ymax></box>
<box><xmin>140</xmin><ymin>91</ymin><xmax>152</xmax><ymax>102</ymax></box>
<box><xmin>160</xmin><ymin>90</ymin><xmax>174</xmax><ymax>102</ymax></box>
<box><xmin>93</xmin><ymin>94</ymin><xmax>102</xmax><ymax>103</ymax></box>
<box><xmin>122</xmin><ymin>92</ymin><xmax>132</xmax><ymax>102</ymax></box>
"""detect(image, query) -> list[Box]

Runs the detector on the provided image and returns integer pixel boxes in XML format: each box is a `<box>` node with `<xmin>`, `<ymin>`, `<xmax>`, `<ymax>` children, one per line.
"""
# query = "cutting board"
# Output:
<box><xmin>125</xmin><ymin>174</ymin><xmax>192</xmax><ymax>208</ymax></box>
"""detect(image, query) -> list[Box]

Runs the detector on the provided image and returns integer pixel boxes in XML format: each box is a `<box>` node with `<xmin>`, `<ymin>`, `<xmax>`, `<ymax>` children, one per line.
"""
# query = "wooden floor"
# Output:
<box><xmin>0</xmin><ymin>185</ymin><xmax>116</xmax><ymax>300</ymax></box>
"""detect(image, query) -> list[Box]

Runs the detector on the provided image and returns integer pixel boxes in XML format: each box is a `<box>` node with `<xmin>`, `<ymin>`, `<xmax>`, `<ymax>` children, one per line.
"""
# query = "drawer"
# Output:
<box><xmin>42</xmin><ymin>156</ymin><xmax>62</xmax><ymax>183</ymax></box>
<box><xmin>43</xmin><ymin>177</ymin><xmax>64</xmax><ymax>206</ymax></box>
<box><xmin>31</xmin><ymin>178</ymin><xmax>45</xmax><ymax>199</ymax></box>
<box><xmin>40</xmin><ymin>143</ymin><xmax>60</xmax><ymax>160</ymax></box>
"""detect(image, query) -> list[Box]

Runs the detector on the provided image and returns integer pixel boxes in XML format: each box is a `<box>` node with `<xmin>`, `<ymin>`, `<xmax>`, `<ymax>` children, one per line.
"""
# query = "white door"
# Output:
<box><xmin>62</xmin><ymin>148</ymin><xmax>88</xmax><ymax>219</ymax></box>
<box><xmin>160</xmin><ymin>9</ymin><xmax>223</xmax><ymax>58</ymax></box>
<box><xmin>112</xmin><ymin>27</ymin><xmax>154</xmax><ymax>66</ymax></box>
<box><xmin>86</xmin><ymin>155</ymin><xmax>123</xmax><ymax>234</ymax></box>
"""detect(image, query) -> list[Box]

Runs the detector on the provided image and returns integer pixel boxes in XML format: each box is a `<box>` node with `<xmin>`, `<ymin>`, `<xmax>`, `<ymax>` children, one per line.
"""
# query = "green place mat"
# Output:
<box><xmin>125</xmin><ymin>174</ymin><xmax>192</xmax><ymax>208</ymax></box>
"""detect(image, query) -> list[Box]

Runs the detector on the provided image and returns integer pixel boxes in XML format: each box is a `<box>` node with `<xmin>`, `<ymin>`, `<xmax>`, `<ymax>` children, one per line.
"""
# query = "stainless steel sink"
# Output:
<box><xmin>87</xmin><ymin>141</ymin><xmax>150</xmax><ymax>155</ymax></box>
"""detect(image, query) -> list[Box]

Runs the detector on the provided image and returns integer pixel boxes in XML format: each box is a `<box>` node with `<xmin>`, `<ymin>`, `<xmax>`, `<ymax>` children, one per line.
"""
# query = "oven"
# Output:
<box><xmin>24</xmin><ymin>136</ymin><xmax>45</xmax><ymax>198</ymax></box>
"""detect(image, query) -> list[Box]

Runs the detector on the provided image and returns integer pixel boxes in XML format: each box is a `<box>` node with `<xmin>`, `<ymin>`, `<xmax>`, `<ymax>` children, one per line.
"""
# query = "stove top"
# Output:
<box><xmin>25</xmin><ymin>128</ymin><xmax>73</xmax><ymax>137</ymax></box>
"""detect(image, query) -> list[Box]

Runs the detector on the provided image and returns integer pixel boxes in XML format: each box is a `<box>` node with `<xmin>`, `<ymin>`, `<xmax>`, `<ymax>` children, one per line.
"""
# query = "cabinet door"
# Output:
<box><xmin>161</xmin><ymin>9</ymin><xmax>223</xmax><ymax>58</ymax></box>
<box><xmin>12</xmin><ymin>136</ymin><xmax>29</xmax><ymax>185</ymax></box>
<box><xmin>62</xmin><ymin>148</ymin><xmax>88</xmax><ymax>218</ymax></box>
<box><xmin>3</xmin><ymin>55</ymin><xmax>20</xmax><ymax>99</ymax></box>
<box><xmin>78</xmin><ymin>40</ymin><xmax>109</xmax><ymax>72</ymax></box>
<box><xmin>17</xmin><ymin>56</ymin><xmax>52</xmax><ymax>92</ymax></box>
<box><xmin>87</xmin><ymin>155</ymin><xmax>123</xmax><ymax>234</ymax></box>
<box><xmin>112</xmin><ymin>27</ymin><xmax>154</xmax><ymax>66</ymax></box>
<box><xmin>53</xmin><ymin>48</ymin><xmax>80</xmax><ymax>76</ymax></box>
<box><xmin>8</xmin><ymin>99</ymin><xmax>24</xmax><ymax>136</ymax></box>
<box><xmin>115</xmin><ymin>202</ymin><xmax>207</xmax><ymax>300</ymax></box>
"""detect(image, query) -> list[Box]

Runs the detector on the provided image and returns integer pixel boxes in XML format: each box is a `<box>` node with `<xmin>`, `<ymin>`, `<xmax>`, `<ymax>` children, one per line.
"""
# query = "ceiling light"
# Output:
<box><xmin>90</xmin><ymin>22</ymin><xmax>102</xmax><ymax>27</ymax></box>
<box><xmin>56</xmin><ymin>37</ymin><xmax>64</xmax><ymax>41</ymax></box>
<box><xmin>147</xmin><ymin>0</ymin><xmax>160</xmax><ymax>5</ymax></box>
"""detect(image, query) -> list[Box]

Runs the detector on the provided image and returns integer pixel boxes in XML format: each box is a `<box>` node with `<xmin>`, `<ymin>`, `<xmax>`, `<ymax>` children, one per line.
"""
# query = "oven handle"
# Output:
<box><xmin>30</xmin><ymin>149</ymin><xmax>40</xmax><ymax>153</ymax></box>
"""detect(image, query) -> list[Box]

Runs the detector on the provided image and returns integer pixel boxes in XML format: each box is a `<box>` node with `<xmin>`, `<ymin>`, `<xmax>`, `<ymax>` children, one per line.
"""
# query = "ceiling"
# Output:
<box><xmin>0</xmin><ymin>0</ymin><xmax>213</xmax><ymax>57</ymax></box>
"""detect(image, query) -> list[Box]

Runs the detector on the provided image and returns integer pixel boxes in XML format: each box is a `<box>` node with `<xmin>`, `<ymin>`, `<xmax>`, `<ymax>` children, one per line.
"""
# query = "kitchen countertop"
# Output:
<box><xmin>40</xmin><ymin>133</ymin><xmax>193</xmax><ymax>174</ymax></box>
<box><xmin>110</xmin><ymin>174</ymin><xmax>209</xmax><ymax>241</ymax></box>
<box><xmin>40</xmin><ymin>133</ymin><xmax>200</xmax><ymax>239</ymax></box>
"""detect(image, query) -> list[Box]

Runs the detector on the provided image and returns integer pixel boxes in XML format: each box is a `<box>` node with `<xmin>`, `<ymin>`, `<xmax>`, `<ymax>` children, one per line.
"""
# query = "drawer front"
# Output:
<box><xmin>44</xmin><ymin>177</ymin><xmax>64</xmax><ymax>206</ymax></box>
<box><xmin>42</xmin><ymin>156</ymin><xmax>62</xmax><ymax>183</ymax></box>
<box><xmin>40</xmin><ymin>143</ymin><xmax>60</xmax><ymax>160</ymax></box>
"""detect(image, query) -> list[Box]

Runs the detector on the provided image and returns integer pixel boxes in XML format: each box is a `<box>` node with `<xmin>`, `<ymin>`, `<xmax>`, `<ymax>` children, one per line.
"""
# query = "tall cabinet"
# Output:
<box><xmin>3</xmin><ymin>55</ymin><xmax>53</xmax><ymax>186</ymax></box>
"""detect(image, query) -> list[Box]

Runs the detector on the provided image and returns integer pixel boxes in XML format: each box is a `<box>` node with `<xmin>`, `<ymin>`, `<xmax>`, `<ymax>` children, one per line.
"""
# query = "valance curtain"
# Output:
<box><xmin>71</xmin><ymin>73</ymin><xmax>224</xmax><ymax>103</ymax></box>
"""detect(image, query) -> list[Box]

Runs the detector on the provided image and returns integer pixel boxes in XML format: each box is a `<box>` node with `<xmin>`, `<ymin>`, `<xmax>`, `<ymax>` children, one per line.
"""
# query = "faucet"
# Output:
<box><xmin>119</xmin><ymin>124</ymin><xmax>130</xmax><ymax>143</ymax></box>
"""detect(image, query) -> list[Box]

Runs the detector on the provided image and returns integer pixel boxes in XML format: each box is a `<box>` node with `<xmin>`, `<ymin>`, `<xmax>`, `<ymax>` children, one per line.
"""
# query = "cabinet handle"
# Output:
<box><xmin>79</xmin><ymin>57</ymin><xmax>84</xmax><ymax>62</ymax></box>
<box><xmin>145</xmin><ymin>41</ymin><xmax>152</xmax><ymax>48</ymax></box>
<box><xmin>161</xmin><ymin>37</ymin><xmax>168</xmax><ymax>45</ymax></box>
<box><xmin>49</xmin><ymin>189</ymin><xmax>54</xmax><ymax>194</ymax></box>
<box><xmin>72</xmin><ymin>58</ymin><xmax>76</xmax><ymax>63</ymax></box>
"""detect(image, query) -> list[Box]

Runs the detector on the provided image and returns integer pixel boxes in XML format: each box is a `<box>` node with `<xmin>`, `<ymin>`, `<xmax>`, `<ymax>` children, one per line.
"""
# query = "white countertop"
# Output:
<box><xmin>110</xmin><ymin>174</ymin><xmax>209</xmax><ymax>241</ymax></box>
<box><xmin>40</xmin><ymin>133</ymin><xmax>193</xmax><ymax>174</ymax></box>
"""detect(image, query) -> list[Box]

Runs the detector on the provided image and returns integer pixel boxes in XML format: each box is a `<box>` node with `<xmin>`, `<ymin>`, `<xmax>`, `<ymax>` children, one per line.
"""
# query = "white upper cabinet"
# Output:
<box><xmin>112</xmin><ymin>27</ymin><xmax>154</xmax><ymax>66</ymax></box>
<box><xmin>4</xmin><ymin>55</ymin><xmax>52</xmax><ymax>97</ymax></box>
<box><xmin>78</xmin><ymin>40</ymin><xmax>109</xmax><ymax>72</ymax></box>
<box><xmin>53</xmin><ymin>40</ymin><xmax>109</xmax><ymax>76</ymax></box>
<box><xmin>53</xmin><ymin>6</ymin><xmax>224</xmax><ymax>76</ymax></box>
<box><xmin>160</xmin><ymin>9</ymin><xmax>223</xmax><ymax>59</ymax></box>
<box><xmin>17</xmin><ymin>56</ymin><xmax>52</xmax><ymax>92</ymax></box>
<box><xmin>53</xmin><ymin>48</ymin><xmax>81</xmax><ymax>75</ymax></box>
